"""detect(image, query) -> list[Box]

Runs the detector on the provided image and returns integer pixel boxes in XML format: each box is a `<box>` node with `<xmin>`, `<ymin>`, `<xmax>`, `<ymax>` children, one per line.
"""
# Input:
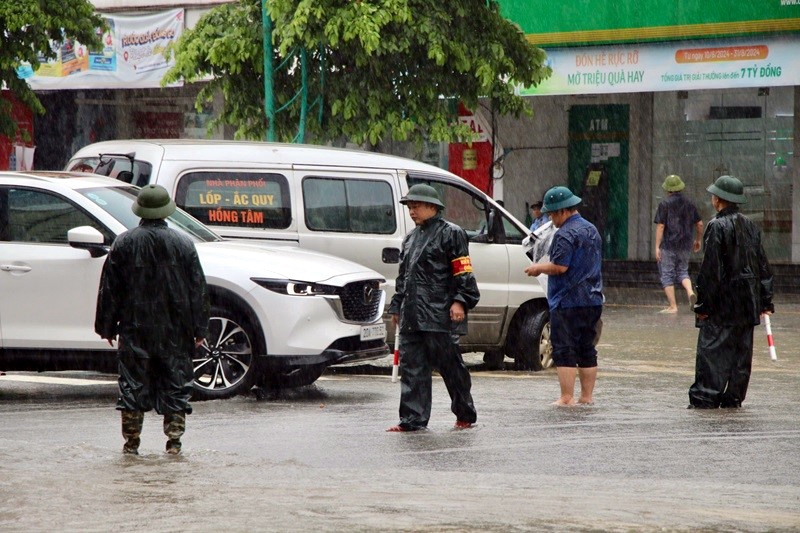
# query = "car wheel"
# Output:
<box><xmin>258</xmin><ymin>363</ymin><xmax>327</xmax><ymax>389</ymax></box>
<box><xmin>511</xmin><ymin>309</ymin><xmax>552</xmax><ymax>371</ymax></box>
<box><xmin>192</xmin><ymin>305</ymin><xmax>259</xmax><ymax>400</ymax></box>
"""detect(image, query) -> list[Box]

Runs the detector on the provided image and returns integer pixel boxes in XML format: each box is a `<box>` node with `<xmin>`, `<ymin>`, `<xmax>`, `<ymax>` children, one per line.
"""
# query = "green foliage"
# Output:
<box><xmin>164</xmin><ymin>0</ymin><xmax>551</xmax><ymax>145</ymax></box>
<box><xmin>0</xmin><ymin>0</ymin><xmax>103</xmax><ymax>139</ymax></box>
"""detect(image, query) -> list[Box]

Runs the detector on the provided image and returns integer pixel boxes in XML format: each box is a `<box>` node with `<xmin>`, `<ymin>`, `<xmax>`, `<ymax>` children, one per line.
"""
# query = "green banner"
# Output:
<box><xmin>497</xmin><ymin>0</ymin><xmax>800</xmax><ymax>46</ymax></box>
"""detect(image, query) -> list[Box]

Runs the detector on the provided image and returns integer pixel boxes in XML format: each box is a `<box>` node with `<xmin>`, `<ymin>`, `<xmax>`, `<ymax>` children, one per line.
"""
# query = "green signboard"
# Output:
<box><xmin>497</xmin><ymin>0</ymin><xmax>800</xmax><ymax>47</ymax></box>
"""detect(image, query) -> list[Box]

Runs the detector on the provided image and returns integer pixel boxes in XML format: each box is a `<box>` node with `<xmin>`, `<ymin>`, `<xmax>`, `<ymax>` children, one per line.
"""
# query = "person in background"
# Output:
<box><xmin>95</xmin><ymin>184</ymin><xmax>210</xmax><ymax>455</ymax></box>
<box><xmin>689</xmin><ymin>175</ymin><xmax>774</xmax><ymax>409</ymax></box>
<box><xmin>654</xmin><ymin>174</ymin><xmax>703</xmax><ymax>314</ymax></box>
<box><xmin>524</xmin><ymin>186</ymin><xmax>603</xmax><ymax>406</ymax></box>
<box><xmin>529</xmin><ymin>200</ymin><xmax>548</xmax><ymax>232</ymax></box>
<box><xmin>386</xmin><ymin>184</ymin><xmax>480</xmax><ymax>431</ymax></box>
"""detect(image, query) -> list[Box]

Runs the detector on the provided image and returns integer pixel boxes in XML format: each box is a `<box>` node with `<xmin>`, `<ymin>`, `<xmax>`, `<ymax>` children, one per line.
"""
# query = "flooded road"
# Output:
<box><xmin>2</xmin><ymin>288</ymin><xmax>799</xmax><ymax>531</ymax></box>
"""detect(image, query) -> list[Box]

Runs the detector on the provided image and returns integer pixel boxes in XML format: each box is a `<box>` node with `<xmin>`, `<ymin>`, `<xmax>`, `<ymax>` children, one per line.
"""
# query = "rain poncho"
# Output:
<box><xmin>95</xmin><ymin>219</ymin><xmax>210</xmax><ymax>414</ymax></box>
<box><xmin>689</xmin><ymin>205</ymin><xmax>774</xmax><ymax>408</ymax></box>
<box><xmin>388</xmin><ymin>212</ymin><xmax>480</xmax><ymax>430</ymax></box>
<box><xmin>388</xmin><ymin>212</ymin><xmax>480</xmax><ymax>334</ymax></box>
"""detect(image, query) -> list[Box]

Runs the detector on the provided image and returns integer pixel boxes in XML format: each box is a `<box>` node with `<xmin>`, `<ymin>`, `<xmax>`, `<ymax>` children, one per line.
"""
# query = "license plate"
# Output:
<box><xmin>360</xmin><ymin>323</ymin><xmax>386</xmax><ymax>341</ymax></box>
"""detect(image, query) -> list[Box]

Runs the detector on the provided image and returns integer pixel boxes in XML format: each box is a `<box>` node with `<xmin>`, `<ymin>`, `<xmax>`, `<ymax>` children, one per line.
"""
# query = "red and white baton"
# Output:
<box><xmin>764</xmin><ymin>314</ymin><xmax>777</xmax><ymax>361</ymax></box>
<box><xmin>391</xmin><ymin>328</ymin><xmax>400</xmax><ymax>383</ymax></box>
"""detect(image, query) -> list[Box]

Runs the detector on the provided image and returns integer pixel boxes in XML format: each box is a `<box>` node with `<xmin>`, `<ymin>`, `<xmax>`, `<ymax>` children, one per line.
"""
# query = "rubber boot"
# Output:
<box><xmin>121</xmin><ymin>410</ymin><xmax>144</xmax><ymax>455</ymax></box>
<box><xmin>163</xmin><ymin>411</ymin><xmax>186</xmax><ymax>455</ymax></box>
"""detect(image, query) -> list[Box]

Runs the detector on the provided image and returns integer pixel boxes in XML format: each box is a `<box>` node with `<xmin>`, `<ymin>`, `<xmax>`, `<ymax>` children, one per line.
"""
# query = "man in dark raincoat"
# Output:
<box><xmin>386</xmin><ymin>184</ymin><xmax>480</xmax><ymax>431</ymax></box>
<box><xmin>689</xmin><ymin>175</ymin><xmax>774</xmax><ymax>409</ymax></box>
<box><xmin>95</xmin><ymin>184</ymin><xmax>209</xmax><ymax>454</ymax></box>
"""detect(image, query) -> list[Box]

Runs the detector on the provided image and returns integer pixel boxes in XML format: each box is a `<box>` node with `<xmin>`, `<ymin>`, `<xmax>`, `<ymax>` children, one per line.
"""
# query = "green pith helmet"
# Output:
<box><xmin>662</xmin><ymin>174</ymin><xmax>685</xmax><ymax>192</ymax></box>
<box><xmin>400</xmin><ymin>184</ymin><xmax>444</xmax><ymax>208</ymax></box>
<box><xmin>132</xmin><ymin>184</ymin><xmax>177</xmax><ymax>219</ymax></box>
<box><xmin>707</xmin><ymin>175</ymin><xmax>747</xmax><ymax>204</ymax></box>
<box><xmin>541</xmin><ymin>186</ymin><xmax>581</xmax><ymax>214</ymax></box>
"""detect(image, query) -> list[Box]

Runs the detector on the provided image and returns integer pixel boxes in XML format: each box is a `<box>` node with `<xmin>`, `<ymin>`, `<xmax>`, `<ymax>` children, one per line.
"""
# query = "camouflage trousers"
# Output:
<box><xmin>121</xmin><ymin>410</ymin><xmax>186</xmax><ymax>455</ymax></box>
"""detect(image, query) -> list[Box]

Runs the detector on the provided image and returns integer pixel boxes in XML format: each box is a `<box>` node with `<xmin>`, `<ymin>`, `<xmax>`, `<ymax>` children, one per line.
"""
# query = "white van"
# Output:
<box><xmin>68</xmin><ymin>140</ymin><xmax>551</xmax><ymax>370</ymax></box>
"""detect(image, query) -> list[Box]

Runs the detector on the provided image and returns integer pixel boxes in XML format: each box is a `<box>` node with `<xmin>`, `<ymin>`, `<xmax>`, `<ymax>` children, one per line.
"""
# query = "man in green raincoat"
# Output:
<box><xmin>689</xmin><ymin>175</ymin><xmax>774</xmax><ymax>408</ymax></box>
<box><xmin>96</xmin><ymin>184</ymin><xmax>209</xmax><ymax>455</ymax></box>
<box><xmin>386</xmin><ymin>184</ymin><xmax>480</xmax><ymax>432</ymax></box>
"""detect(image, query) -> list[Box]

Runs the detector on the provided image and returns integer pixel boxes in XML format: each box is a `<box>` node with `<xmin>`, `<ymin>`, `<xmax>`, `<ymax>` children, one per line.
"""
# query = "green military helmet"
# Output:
<box><xmin>541</xmin><ymin>186</ymin><xmax>581</xmax><ymax>214</ymax></box>
<box><xmin>707</xmin><ymin>175</ymin><xmax>746</xmax><ymax>204</ymax></box>
<box><xmin>400</xmin><ymin>183</ymin><xmax>444</xmax><ymax>208</ymax></box>
<box><xmin>132</xmin><ymin>184</ymin><xmax>177</xmax><ymax>219</ymax></box>
<box><xmin>662</xmin><ymin>174</ymin><xmax>685</xmax><ymax>192</ymax></box>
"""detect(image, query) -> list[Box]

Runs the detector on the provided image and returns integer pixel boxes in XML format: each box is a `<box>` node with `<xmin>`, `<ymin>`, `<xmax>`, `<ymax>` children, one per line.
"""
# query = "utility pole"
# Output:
<box><xmin>262</xmin><ymin>0</ymin><xmax>275</xmax><ymax>142</ymax></box>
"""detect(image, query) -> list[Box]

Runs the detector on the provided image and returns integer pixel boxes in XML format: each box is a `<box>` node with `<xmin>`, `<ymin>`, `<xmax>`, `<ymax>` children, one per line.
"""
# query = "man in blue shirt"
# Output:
<box><xmin>524</xmin><ymin>186</ymin><xmax>603</xmax><ymax>406</ymax></box>
<box><xmin>529</xmin><ymin>201</ymin><xmax>548</xmax><ymax>232</ymax></box>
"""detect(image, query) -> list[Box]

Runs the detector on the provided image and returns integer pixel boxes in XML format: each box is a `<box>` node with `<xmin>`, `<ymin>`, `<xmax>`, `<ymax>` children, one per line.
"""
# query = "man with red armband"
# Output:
<box><xmin>386</xmin><ymin>184</ymin><xmax>480</xmax><ymax>432</ymax></box>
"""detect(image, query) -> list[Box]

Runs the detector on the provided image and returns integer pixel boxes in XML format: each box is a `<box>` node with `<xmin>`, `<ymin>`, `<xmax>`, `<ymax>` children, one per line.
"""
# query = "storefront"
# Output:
<box><xmin>11</xmin><ymin>1</ymin><xmax>800</xmax><ymax>265</ymax></box>
<box><xmin>12</xmin><ymin>3</ymin><xmax>227</xmax><ymax>171</ymax></box>
<box><xmin>491</xmin><ymin>0</ymin><xmax>800</xmax><ymax>263</ymax></box>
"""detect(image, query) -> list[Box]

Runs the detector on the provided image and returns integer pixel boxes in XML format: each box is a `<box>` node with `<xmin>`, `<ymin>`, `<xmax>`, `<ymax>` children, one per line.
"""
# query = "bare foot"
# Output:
<box><xmin>578</xmin><ymin>398</ymin><xmax>594</xmax><ymax>405</ymax></box>
<box><xmin>659</xmin><ymin>307</ymin><xmax>678</xmax><ymax>314</ymax></box>
<box><xmin>552</xmin><ymin>398</ymin><xmax>576</xmax><ymax>406</ymax></box>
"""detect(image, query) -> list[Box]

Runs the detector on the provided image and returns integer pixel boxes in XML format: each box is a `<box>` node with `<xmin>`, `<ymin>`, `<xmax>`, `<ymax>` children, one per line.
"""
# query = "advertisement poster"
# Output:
<box><xmin>522</xmin><ymin>35</ymin><xmax>800</xmax><ymax>96</ymax></box>
<box><xmin>17</xmin><ymin>9</ymin><xmax>184</xmax><ymax>90</ymax></box>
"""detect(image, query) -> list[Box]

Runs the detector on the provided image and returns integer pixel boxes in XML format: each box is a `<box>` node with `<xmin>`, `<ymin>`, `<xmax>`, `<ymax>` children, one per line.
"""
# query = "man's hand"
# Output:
<box><xmin>693</xmin><ymin>239</ymin><xmax>701</xmax><ymax>253</ymax></box>
<box><xmin>450</xmin><ymin>302</ymin><xmax>466</xmax><ymax>322</ymax></box>
<box><xmin>524</xmin><ymin>264</ymin><xmax>543</xmax><ymax>277</ymax></box>
<box><xmin>655</xmin><ymin>248</ymin><xmax>662</xmax><ymax>262</ymax></box>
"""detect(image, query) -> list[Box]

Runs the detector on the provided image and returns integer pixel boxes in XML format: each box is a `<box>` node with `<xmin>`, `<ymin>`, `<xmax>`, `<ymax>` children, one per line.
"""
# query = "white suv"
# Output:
<box><xmin>0</xmin><ymin>171</ymin><xmax>389</xmax><ymax>399</ymax></box>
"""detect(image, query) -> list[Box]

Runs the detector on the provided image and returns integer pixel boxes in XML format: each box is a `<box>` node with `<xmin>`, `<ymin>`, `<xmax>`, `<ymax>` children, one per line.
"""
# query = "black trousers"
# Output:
<box><xmin>689</xmin><ymin>322</ymin><xmax>754</xmax><ymax>408</ymax></box>
<box><xmin>116</xmin><ymin>342</ymin><xmax>194</xmax><ymax>415</ymax></box>
<box><xmin>398</xmin><ymin>331</ymin><xmax>477</xmax><ymax>429</ymax></box>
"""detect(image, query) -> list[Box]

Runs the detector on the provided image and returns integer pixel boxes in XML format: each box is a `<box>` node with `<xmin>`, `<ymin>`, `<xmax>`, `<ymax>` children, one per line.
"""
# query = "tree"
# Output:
<box><xmin>0</xmin><ymin>1</ymin><xmax>102</xmax><ymax>139</ymax></box>
<box><xmin>164</xmin><ymin>0</ymin><xmax>551</xmax><ymax>145</ymax></box>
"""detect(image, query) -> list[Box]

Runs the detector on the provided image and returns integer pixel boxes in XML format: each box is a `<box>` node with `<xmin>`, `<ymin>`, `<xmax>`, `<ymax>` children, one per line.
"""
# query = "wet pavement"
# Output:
<box><xmin>1</xmin><ymin>287</ymin><xmax>799</xmax><ymax>532</ymax></box>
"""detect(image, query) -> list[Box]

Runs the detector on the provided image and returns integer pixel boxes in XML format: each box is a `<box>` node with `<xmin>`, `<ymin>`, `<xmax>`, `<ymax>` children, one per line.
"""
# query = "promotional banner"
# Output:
<box><xmin>521</xmin><ymin>35</ymin><xmax>800</xmax><ymax>96</ymax></box>
<box><xmin>17</xmin><ymin>9</ymin><xmax>184</xmax><ymax>90</ymax></box>
<box><xmin>498</xmin><ymin>0</ymin><xmax>800</xmax><ymax>46</ymax></box>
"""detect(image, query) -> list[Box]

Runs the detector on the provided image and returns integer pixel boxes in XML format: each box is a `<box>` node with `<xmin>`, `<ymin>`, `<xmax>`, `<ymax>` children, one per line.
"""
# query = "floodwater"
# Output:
<box><xmin>1</xmin><ymin>287</ymin><xmax>800</xmax><ymax>532</ymax></box>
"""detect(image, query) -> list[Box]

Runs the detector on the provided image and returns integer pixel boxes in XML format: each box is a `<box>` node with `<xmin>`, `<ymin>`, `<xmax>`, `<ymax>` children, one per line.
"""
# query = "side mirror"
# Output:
<box><xmin>68</xmin><ymin>226</ymin><xmax>109</xmax><ymax>258</ymax></box>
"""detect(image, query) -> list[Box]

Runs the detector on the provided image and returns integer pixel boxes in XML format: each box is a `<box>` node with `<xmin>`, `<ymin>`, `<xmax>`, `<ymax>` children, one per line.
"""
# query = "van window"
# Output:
<box><xmin>68</xmin><ymin>156</ymin><xmax>152</xmax><ymax>187</ymax></box>
<box><xmin>406</xmin><ymin>178</ymin><xmax>487</xmax><ymax>237</ymax></box>
<box><xmin>406</xmin><ymin>177</ymin><xmax>526</xmax><ymax>245</ymax></box>
<box><xmin>302</xmin><ymin>177</ymin><xmax>396</xmax><ymax>234</ymax></box>
<box><xmin>175</xmin><ymin>172</ymin><xmax>291</xmax><ymax>229</ymax></box>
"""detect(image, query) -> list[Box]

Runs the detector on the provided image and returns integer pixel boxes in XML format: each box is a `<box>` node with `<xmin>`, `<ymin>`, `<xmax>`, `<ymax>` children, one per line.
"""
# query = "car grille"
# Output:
<box><xmin>339</xmin><ymin>280</ymin><xmax>383</xmax><ymax>322</ymax></box>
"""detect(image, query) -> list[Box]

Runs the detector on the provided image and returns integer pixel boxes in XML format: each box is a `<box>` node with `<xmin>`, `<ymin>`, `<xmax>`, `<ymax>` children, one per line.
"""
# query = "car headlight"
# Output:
<box><xmin>251</xmin><ymin>278</ymin><xmax>339</xmax><ymax>296</ymax></box>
